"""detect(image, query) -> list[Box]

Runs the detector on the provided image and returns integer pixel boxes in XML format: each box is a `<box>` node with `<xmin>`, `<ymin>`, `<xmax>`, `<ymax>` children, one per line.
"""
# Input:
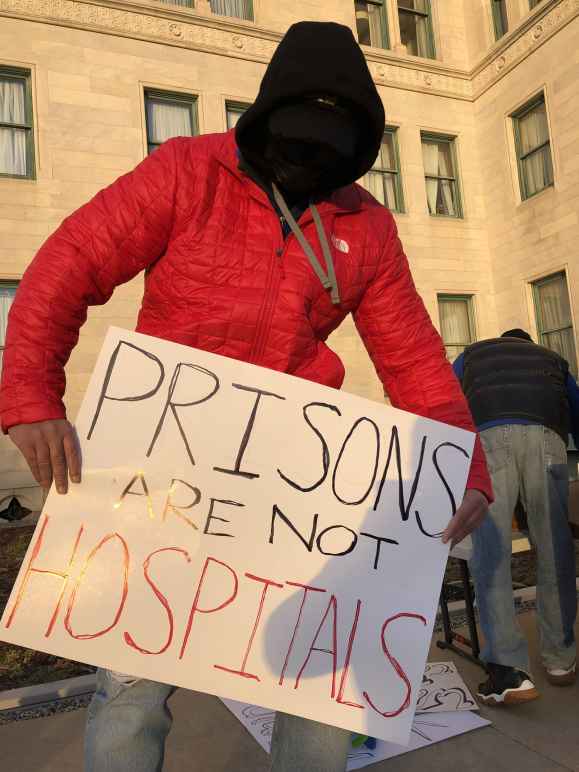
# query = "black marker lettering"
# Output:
<box><xmin>415</xmin><ymin>442</ymin><xmax>470</xmax><ymax>538</ymax></box>
<box><xmin>88</xmin><ymin>341</ymin><xmax>165</xmax><ymax>441</ymax></box>
<box><xmin>432</xmin><ymin>442</ymin><xmax>469</xmax><ymax>516</ymax></box>
<box><xmin>316</xmin><ymin>525</ymin><xmax>358</xmax><ymax>557</ymax></box>
<box><xmin>214</xmin><ymin>384</ymin><xmax>285</xmax><ymax>480</ymax></box>
<box><xmin>115</xmin><ymin>473</ymin><xmax>154</xmax><ymax>519</ymax></box>
<box><xmin>360</xmin><ymin>532</ymin><xmax>399</xmax><ymax>570</ymax></box>
<box><xmin>147</xmin><ymin>364</ymin><xmax>219</xmax><ymax>464</ymax></box>
<box><xmin>373</xmin><ymin>427</ymin><xmax>427</xmax><ymax>521</ymax></box>
<box><xmin>269</xmin><ymin>505</ymin><xmax>318</xmax><ymax>552</ymax></box>
<box><xmin>203</xmin><ymin>498</ymin><xmax>244</xmax><ymax>538</ymax></box>
<box><xmin>162</xmin><ymin>479</ymin><xmax>202</xmax><ymax>530</ymax></box>
<box><xmin>332</xmin><ymin>417</ymin><xmax>380</xmax><ymax>506</ymax></box>
<box><xmin>278</xmin><ymin>402</ymin><xmax>341</xmax><ymax>492</ymax></box>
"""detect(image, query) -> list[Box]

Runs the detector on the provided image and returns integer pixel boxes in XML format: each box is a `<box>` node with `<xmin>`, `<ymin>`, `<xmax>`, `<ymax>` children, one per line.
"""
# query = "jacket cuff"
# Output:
<box><xmin>465</xmin><ymin>434</ymin><xmax>494</xmax><ymax>504</ymax></box>
<box><xmin>1</xmin><ymin>403</ymin><xmax>67</xmax><ymax>434</ymax></box>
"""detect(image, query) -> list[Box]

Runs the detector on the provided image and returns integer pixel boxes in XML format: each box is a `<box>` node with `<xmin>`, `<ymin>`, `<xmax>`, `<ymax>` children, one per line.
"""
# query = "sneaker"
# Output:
<box><xmin>477</xmin><ymin>662</ymin><xmax>540</xmax><ymax>706</ymax></box>
<box><xmin>0</xmin><ymin>497</ymin><xmax>31</xmax><ymax>523</ymax></box>
<box><xmin>545</xmin><ymin>662</ymin><xmax>576</xmax><ymax>687</ymax></box>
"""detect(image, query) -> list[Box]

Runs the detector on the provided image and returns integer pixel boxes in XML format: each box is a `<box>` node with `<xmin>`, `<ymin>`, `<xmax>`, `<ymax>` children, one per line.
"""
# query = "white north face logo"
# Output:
<box><xmin>332</xmin><ymin>236</ymin><xmax>350</xmax><ymax>253</ymax></box>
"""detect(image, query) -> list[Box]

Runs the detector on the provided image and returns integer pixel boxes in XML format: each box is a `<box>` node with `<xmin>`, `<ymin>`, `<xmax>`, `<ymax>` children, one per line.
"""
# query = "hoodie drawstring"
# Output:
<box><xmin>272</xmin><ymin>183</ymin><xmax>341</xmax><ymax>305</ymax></box>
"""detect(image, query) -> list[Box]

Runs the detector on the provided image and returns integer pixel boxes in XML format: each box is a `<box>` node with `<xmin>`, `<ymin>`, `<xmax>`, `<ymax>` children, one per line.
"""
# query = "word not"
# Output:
<box><xmin>114</xmin><ymin>473</ymin><xmax>400</xmax><ymax>571</ymax></box>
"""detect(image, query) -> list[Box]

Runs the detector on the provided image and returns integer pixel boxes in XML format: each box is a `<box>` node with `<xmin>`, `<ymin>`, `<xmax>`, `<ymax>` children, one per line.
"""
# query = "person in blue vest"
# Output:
<box><xmin>454</xmin><ymin>329</ymin><xmax>579</xmax><ymax>705</ymax></box>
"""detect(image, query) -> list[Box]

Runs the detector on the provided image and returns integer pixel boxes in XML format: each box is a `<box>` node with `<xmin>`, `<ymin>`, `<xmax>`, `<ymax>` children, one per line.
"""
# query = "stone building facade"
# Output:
<box><xmin>0</xmin><ymin>0</ymin><xmax>578</xmax><ymax>509</ymax></box>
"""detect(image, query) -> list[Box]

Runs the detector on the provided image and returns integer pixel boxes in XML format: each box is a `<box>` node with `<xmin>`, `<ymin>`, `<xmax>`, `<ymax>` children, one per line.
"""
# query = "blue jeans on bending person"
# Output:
<box><xmin>470</xmin><ymin>424</ymin><xmax>577</xmax><ymax>674</ymax></box>
<box><xmin>85</xmin><ymin>669</ymin><xmax>352</xmax><ymax>772</ymax></box>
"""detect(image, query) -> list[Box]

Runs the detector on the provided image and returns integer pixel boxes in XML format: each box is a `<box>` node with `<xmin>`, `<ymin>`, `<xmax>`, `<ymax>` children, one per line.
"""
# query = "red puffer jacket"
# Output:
<box><xmin>0</xmin><ymin>131</ymin><xmax>492</xmax><ymax>501</ymax></box>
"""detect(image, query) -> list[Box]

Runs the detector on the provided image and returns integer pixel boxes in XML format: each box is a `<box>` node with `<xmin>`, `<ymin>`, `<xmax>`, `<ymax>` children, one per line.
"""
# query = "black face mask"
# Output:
<box><xmin>263</xmin><ymin>137</ymin><xmax>343</xmax><ymax>199</ymax></box>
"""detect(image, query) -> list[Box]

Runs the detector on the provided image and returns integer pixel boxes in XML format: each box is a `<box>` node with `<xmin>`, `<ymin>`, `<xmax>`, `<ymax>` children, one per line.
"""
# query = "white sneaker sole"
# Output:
<box><xmin>546</xmin><ymin>665</ymin><xmax>576</xmax><ymax>687</ymax></box>
<box><xmin>478</xmin><ymin>679</ymin><xmax>540</xmax><ymax>706</ymax></box>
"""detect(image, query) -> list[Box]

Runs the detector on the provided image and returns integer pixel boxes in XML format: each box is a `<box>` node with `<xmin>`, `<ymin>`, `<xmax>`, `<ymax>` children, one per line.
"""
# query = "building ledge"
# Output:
<box><xmin>0</xmin><ymin>0</ymin><xmax>577</xmax><ymax>102</ymax></box>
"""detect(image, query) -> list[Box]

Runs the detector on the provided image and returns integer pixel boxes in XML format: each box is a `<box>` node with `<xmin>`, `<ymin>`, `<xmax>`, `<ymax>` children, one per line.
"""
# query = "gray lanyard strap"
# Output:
<box><xmin>272</xmin><ymin>183</ymin><xmax>341</xmax><ymax>305</ymax></box>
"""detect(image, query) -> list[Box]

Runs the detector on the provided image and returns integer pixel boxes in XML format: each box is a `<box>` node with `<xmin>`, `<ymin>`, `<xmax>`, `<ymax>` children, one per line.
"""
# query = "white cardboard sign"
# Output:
<box><xmin>0</xmin><ymin>327</ymin><xmax>474</xmax><ymax>744</ymax></box>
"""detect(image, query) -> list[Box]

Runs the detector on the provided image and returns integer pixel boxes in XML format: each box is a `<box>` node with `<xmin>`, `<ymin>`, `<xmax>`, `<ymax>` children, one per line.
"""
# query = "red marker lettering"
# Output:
<box><xmin>294</xmin><ymin>594</ymin><xmax>338</xmax><ymax>698</ymax></box>
<box><xmin>363</xmin><ymin>612</ymin><xmax>427</xmax><ymax>718</ymax></box>
<box><xmin>336</xmin><ymin>599</ymin><xmax>364</xmax><ymax>709</ymax></box>
<box><xmin>124</xmin><ymin>547</ymin><xmax>191</xmax><ymax>655</ymax></box>
<box><xmin>64</xmin><ymin>533</ymin><xmax>130</xmax><ymax>640</ymax></box>
<box><xmin>214</xmin><ymin>572</ymin><xmax>283</xmax><ymax>681</ymax></box>
<box><xmin>4</xmin><ymin>515</ymin><xmax>84</xmax><ymax>638</ymax></box>
<box><xmin>179</xmin><ymin>556</ymin><xmax>238</xmax><ymax>660</ymax></box>
<box><xmin>279</xmin><ymin>582</ymin><xmax>326</xmax><ymax>687</ymax></box>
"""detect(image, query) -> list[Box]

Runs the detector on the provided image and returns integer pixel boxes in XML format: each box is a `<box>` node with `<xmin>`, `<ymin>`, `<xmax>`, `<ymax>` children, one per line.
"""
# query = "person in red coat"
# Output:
<box><xmin>1</xmin><ymin>21</ymin><xmax>491</xmax><ymax>772</ymax></box>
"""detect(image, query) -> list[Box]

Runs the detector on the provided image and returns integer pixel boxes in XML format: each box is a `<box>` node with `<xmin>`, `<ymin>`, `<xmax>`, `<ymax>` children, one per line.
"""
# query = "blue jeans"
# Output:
<box><xmin>470</xmin><ymin>425</ymin><xmax>577</xmax><ymax>673</ymax></box>
<box><xmin>85</xmin><ymin>669</ymin><xmax>352</xmax><ymax>772</ymax></box>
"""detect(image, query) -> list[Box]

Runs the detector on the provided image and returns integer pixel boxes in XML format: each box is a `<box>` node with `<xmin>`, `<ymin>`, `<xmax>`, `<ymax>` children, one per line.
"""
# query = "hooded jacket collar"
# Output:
<box><xmin>218</xmin><ymin>130</ymin><xmax>363</xmax><ymax>221</ymax></box>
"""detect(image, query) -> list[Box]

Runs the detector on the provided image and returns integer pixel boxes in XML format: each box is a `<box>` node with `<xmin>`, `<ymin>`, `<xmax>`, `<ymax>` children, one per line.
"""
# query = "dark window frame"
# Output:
<box><xmin>0</xmin><ymin>281</ymin><xmax>19</xmax><ymax>373</ymax></box>
<box><xmin>225</xmin><ymin>101</ymin><xmax>250</xmax><ymax>131</ymax></box>
<box><xmin>0</xmin><ymin>66</ymin><xmax>35</xmax><ymax>180</ymax></box>
<box><xmin>421</xmin><ymin>132</ymin><xmax>463</xmax><ymax>219</ymax></box>
<box><xmin>491</xmin><ymin>0</ymin><xmax>508</xmax><ymax>40</ymax></box>
<box><xmin>367</xmin><ymin>126</ymin><xmax>405</xmax><ymax>213</ymax></box>
<box><xmin>512</xmin><ymin>92</ymin><xmax>554</xmax><ymax>201</ymax></box>
<box><xmin>151</xmin><ymin>0</ymin><xmax>254</xmax><ymax>16</ymax></box>
<box><xmin>210</xmin><ymin>0</ymin><xmax>254</xmax><ymax>21</ymax></box>
<box><xmin>144</xmin><ymin>88</ymin><xmax>199</xmax><ymax>155</ymax></box>
<box><xmin>355</xmin><ymin>0</ymin><xmax>390</xmax><ymax>49</ymax></box>
<box><xmin>532</xmin><ymin>271</ymin><xmax>577</xmax><ymax>376</ymax></box>
<box><xmin>156</xmin><ymin>0</ymin><xmax>193</xmax><ymax>6</ymax></box>
<box><xmin>397</xmin><ymin>0</ymin><xmax>436</xmax><ymax>59</ymax></box>
<box><xmin>437</xmin><ymin>293</ymin><xmax>476</xmax><ymax>361</ymax></box>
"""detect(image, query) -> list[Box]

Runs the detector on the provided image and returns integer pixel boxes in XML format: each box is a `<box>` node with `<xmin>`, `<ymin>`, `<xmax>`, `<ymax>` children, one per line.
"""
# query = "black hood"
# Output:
<box><xmin>235</xmin><ymin>21</ymin><xmax>385</xmax><ymax>191</ymax></box>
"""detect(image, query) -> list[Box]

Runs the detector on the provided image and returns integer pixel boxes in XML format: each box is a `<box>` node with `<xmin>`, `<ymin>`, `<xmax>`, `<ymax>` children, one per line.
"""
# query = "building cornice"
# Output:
<box><xmin>363</xmin><ymin>49</ymin><xmax>472</xmax><ymax>102</ymax></box>
<box><xmin>0</xmin><ymin>0</ymin><xmax>577</xmax><ymax>102</ymax></box>
<box><xmin>471</xmin><ymin>0</ymin><xmax>579</xmax><ymax>98</ymax></box>
<box><xmin>0</xmin><ymin>0</ymin><xmax>280</xmax><ymax>65</ymax></box>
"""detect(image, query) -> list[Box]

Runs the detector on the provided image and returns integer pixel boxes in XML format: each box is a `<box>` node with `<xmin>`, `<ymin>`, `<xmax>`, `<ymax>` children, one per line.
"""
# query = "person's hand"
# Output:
<box><xmin>8</xmin><ymin>419</ymin><xmax>81</xmax><ymax>495</ymax></box>
<box><xmin>442</xmin><ymin>489</ymin><xmax>487</xmax><ymax>548</ymax></box>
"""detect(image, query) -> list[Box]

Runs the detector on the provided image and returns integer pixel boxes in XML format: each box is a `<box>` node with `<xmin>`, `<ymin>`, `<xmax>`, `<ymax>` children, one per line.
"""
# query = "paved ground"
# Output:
<box><xmin>1</xmin><ymin>612</ymin><xmax>578</xmax><ymax>771</ymax></box>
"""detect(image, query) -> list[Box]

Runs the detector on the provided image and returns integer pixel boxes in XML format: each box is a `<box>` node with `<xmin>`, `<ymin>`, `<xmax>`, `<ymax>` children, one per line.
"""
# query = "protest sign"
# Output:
<box><xmin>0</xmin><ymin>327</ymin><xmax>474</xmax><ymax>744</ymax></box>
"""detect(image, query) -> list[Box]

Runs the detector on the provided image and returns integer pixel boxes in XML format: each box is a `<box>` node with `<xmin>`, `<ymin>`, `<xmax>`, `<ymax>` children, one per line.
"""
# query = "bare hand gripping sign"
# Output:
<box><xmin>0</xmin><ymin>328</ymin><xmax>474</xmax><ymax>745</ymax></box>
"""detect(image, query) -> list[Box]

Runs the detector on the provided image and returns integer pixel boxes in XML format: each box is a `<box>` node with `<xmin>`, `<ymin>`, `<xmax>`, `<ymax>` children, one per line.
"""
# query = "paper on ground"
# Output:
<box><xmin>417</xmin><ymin>661</ymin><xmax>477</xmax><ymax>713</ymax></box>
<box><xmin>222</xmin><ymin>698</ymin><xmax>491</xmax><ymax>769</ymax></box>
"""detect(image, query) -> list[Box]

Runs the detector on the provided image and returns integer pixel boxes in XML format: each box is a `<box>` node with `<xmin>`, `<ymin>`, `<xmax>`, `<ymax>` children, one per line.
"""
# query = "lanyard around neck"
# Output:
<box><xmin>272</xmin><ymin>183</ymin><xmax>340</xmax><ymax>306</ymax></box>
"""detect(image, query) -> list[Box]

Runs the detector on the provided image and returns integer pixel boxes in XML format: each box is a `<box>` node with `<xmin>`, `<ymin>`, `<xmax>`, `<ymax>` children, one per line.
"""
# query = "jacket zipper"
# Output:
<box><xmin>248</xmin><ymin>217</ymin><xmax>285</xmax><ymax>364</ymax></box>
<box><xmin>248</xmin><ymin>206</ymin><xmax>335</xmax><ymax>365</ymax></box>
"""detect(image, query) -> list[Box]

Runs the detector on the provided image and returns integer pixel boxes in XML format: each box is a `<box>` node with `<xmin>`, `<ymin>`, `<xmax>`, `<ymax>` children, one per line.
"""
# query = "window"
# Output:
<box><xmin>154</xmin><ymin>0</ymin><xmax>253</xmax><ymax>15</ymax></box>
<box><xmin>0</xmin><ymin>283</ymin><xmax>17</xmax><ymax>374</ymax></box>
<box><xmin>513</xmin><ymin>94</ymin><xmax>553</xmax><ymax>200</ymax></box>
<box><xmin>491</xmin><ymin>0</ymin><xmax>508</xmax><ymax>40</ymax></box>
<box><xmin>533</xmin><ymin>272</ymin><xmax>577</xmax><ymax>376</ymax></box>
<box><xmin>144</xmin><ymin>90</ymin><xmax>198</xmax><ymax>154</ymax></box>
<box><xmin>397</xmin><ymin>0</ymin><xmax>435</xmax><ymax>59</ymax></box>
<box><xmin>210</xmin><ymin>0</ymin><xmax>253</xmax><ymax>20</ymax></box>
<box><xmin>355</xmin><ymin>1</ymin><xmax>389</xmax><ymax>49</ymax></box>
<box><xmin>226</xmin><ymin>102</ymin><xmax>248</xmax><ymax>130</ymax></box>
<box><xmin>0</xmin><ymin>67</ymin><xmax>34</xmax><ymax>179</ymax></box>
<box><xmin>154</xmin><ymin>0</ymin><xmax>193</xmax><ymax>6</ymax></box>
<box><xmin>362</xmin><ymin>128</ymin><xmax>404</xmax><ymax>212</ymax></box>
<box><xmin>438</xmin><ymin>295</ymin><xmax>475</xmax><ymax>361</ymax></box>
<box><xmin>421</xmin><ymin>134</ymin><xmax>462</xmax><ymax>218</ymax></box>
